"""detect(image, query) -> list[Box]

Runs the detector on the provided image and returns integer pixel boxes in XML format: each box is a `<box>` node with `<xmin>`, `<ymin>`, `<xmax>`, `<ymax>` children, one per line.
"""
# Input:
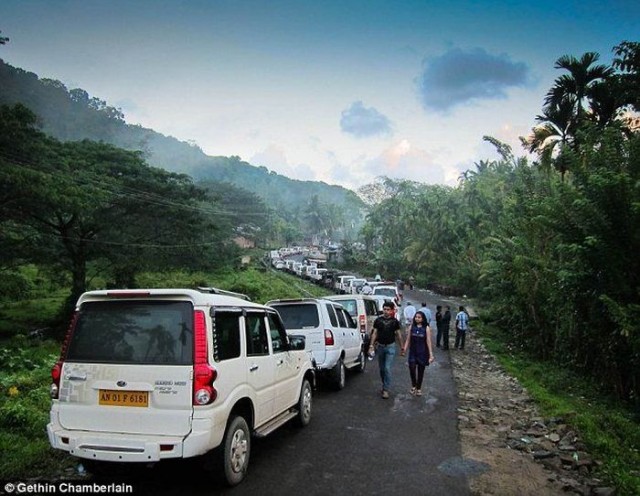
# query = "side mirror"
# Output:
<box><xmin>289</xmin><ymin>335</ymin><xmax>306</xmax><ymax>351</ymax></box>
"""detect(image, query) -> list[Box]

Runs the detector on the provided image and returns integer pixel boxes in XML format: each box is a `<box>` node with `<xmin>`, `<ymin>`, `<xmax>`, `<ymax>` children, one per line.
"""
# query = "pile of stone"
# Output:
<box><xmin>450</xmin><ymin>329</ymin><xmax>617</xmax><ymax>496</ymax></box>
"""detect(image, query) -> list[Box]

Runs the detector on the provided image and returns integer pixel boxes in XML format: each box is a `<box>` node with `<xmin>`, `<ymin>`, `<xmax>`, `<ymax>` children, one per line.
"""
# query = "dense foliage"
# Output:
<box><xmin>0</xmin><ymin>104</ymin><xmax>239</xmax><ymax>317</ymax></box>
<box><xmin>361</xmin><ymin>42</ymin><xmax>640</xmax><ymax>403</ymax></box>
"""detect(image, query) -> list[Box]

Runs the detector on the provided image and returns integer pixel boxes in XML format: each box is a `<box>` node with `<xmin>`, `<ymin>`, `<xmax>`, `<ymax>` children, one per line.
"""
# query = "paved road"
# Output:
<box><xmin>93</xmin><ymin>289</ymin><xmax>471</xmax><ymax>495</ymax></box>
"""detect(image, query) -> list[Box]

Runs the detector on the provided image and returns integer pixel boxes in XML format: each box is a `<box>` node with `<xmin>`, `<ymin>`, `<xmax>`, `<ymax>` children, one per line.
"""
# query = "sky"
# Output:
<box><xmin>0</xmin><ymin>0</ymin><xmax>638</xmax><ymax>191</ymax></box>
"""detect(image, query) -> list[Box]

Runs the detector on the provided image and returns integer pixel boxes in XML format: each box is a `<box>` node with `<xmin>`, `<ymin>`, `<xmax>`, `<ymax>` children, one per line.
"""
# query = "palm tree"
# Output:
<box><xmin>545</xmin><ymin>52</ymin><xmax>613</xmax><ymax>128</ymax></box>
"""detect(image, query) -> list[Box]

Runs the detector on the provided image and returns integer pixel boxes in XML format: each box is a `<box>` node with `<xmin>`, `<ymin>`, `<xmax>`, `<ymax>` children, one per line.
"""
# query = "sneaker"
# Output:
<box><xmin>381</xmin><ymin>390</ymin><xmax>389</xmax><ymax>399</ymax></box>
<box><xmin>410</xmin><ymin>387</ymin><xmax>416</xmax><ymax>395</ymax></box>
<box><xmin>416</xmin><ymin>389</ymin><xmax>422</xmax><ymax>396</ymax></box>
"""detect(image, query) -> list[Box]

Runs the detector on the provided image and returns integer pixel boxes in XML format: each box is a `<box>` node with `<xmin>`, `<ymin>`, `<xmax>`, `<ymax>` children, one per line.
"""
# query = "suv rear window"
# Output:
<box><xmin>374</xmin><ymin>287</ymin><xmax>396</xmax><ymax>298</ymax></box>
<box><xmin>66</xmin><ymin>300</ymin><xmax>193</xmax><ymax>365</ymax></box>
<box><xmin>273</xmin><ymin>304</ymin><xmax>320</xmax><ymax>329</ymax></box>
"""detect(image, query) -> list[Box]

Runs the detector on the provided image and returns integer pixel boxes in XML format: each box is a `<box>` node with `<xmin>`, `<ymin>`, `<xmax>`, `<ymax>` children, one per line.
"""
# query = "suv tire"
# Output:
<box><xmin>296</xmin><ymin>379</ymin><xmax>312</xmax><ymax>427</ymax></box>
<box><xmin>222</xmin><ymin>416</ymin><xmax>250</xmax><ymax>486</ymax></box>
<box><xmin>332</xmin><ymin>358</ymin><xmax>346</xmax><ymax>390</ymax></box>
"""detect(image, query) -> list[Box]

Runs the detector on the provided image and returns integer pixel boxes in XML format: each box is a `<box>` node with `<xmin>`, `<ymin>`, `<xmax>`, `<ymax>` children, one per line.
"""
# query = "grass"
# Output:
<box><xmin>0</xmin><ymin>263</ymin><xmax>332</xmax><ymax>479</ymax></box>
<box><xmin>477</xmin><ymin>322</ymin><xmax>640</xmax><ymax>495</ymax></box>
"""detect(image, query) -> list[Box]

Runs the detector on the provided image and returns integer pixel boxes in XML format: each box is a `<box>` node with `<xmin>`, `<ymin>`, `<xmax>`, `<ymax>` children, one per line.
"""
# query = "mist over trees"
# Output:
<box><xmin>0</xmin><ymin>58</ymin><xmax>365</xmax><ymax>241</ymax></box>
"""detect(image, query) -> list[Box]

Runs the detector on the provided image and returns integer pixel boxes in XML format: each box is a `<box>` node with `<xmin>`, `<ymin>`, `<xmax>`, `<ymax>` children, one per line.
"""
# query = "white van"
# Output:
<box><xmin>267</xmin><ymin>298</ymin><xmax>364</xmax><ymax>389</ymax></box>
<box><xmin>47</xmin><ymin>289</ymin><xmax>315</xmax><ymax>486</ymax></box>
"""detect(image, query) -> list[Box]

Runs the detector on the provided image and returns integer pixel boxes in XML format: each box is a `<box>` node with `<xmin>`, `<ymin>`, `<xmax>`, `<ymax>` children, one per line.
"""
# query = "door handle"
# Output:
<box><xmin>249</xmin><ymin>364</ymin><xmax>259</xmax><ymax>372</ymax></box>
<box><xmin>276</xmin><ymin>359</ymin><xmax>284</xmax><ymax>366</ymax></box>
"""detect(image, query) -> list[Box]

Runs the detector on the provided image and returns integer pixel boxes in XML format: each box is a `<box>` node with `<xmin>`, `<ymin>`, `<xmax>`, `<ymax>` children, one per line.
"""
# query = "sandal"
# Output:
<box><xmin>416</xmin><ymin>389</ymin><xmax>422</xmax><ymax>396</ymax></box>
<box><xmin>410</xmin><ymin>387</ymin><xmax>416</xmax><ymax>395</ymax></box>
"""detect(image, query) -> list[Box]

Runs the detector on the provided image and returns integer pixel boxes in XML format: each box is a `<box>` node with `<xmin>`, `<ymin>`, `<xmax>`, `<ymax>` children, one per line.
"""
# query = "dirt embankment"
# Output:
<box><xmin>449</xmin><ymin>329</ymin><xmax>616</xmax><ymax>496</ymax></box>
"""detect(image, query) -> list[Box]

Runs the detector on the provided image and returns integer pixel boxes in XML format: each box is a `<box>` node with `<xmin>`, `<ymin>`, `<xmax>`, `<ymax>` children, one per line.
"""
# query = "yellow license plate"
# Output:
<box><xmin>99</xmin><ymin>390</ymin><xmax>149</xmax><ymax>407</ymax></box>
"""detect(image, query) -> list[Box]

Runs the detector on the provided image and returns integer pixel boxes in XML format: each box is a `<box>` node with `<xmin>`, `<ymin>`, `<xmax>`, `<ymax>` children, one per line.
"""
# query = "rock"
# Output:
<box><xmin>592</xmin><ymin>487</ymin><xmax>616</xmax><ymax>496</ymax></box>
<box><xmin>548</xmin><ymin>433</ymin><xmax>561</xmax><ymax>443</ymax></box>
<box><xmin>532</xmin><ymin>450</ymin><xmax>556</xmax><ymax>460</ymax></box>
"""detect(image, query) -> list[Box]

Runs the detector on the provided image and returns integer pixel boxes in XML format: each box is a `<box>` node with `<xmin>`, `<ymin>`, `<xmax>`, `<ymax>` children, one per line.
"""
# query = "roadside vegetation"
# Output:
<box><xmin>478</xmin><ymin>322</ymin><xmax>640</xmax><ymax>495</ymax></box>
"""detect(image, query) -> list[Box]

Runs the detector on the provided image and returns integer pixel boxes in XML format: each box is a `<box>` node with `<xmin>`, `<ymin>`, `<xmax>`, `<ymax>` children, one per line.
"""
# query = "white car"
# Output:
<box><xmin>47</xmin><ymin>289</ymin><xmax>315</xmax><ymax>487</ymax></box>
<box><xmin>372</xmin><ymin>284</ymin><xmax>401</xmax><ymax>306</ymax></box>
<box><xmin>267</xmin><ymin>298</ymin><xmax>365</xmax><ymax>389</ymax></box>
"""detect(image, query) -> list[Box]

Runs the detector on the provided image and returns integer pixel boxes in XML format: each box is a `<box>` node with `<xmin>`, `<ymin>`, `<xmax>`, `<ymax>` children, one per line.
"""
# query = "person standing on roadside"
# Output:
<box><xmin>435</xmin><ymin>305</ymin><xmax>443</xmax><ymax>348</ymax></box>
<box><xmin>455</xmin><ymin>305</ymin><xmax>469</xmax><ymax>350</ymax></box>
<box><xmin>369</xmin><ymin>301</ymin><xmax>403</xmax><ymax>399</ymax></box>
<box><xmin>418</xmin><ymin>302</ymin><xmax>432</xmax><ymax>328</ymax></box>
<box><xmin>401</xmin><ymin>311</ymin><xmax>434</xmax><ymax>396</ymax></box>
<box><xmin>403</xmin><ymin>301</ymin><xmax>416</xmax><ymax>326</ymax></box>
<box><xmin>441</xmin><ymin>306</ymin><xmax>452</xmax><ymax>350</ymax></box>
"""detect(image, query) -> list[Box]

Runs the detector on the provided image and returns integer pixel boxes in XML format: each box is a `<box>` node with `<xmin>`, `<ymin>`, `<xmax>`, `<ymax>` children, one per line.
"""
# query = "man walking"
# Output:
<box><xmin>369</xmin><ymin>301</ymin><xmax>403</xmax><ymax>399</ymax></box>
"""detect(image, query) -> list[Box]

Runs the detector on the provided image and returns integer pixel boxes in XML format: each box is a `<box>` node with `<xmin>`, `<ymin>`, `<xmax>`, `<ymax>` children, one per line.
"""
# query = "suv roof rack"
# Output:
<box><xmin>196</xmin><ymin>287</ymin><xmax>251</xmax><ymax>301</ymax></box>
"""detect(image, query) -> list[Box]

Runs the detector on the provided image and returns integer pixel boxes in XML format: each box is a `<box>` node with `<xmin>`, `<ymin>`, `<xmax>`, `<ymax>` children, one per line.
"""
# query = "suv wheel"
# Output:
<box><xmin>332</xmin><ymin>358</ymin><xmax>346</xmax><ymax>390</ymax></box>
<box><xmin>296</xmin><ymin>379</ymin><xmax>312</xmax><ymax>427</ymax></box>
<box><xmin>222</xmin><ymin>416</ymin><xmax>250</xmax><ymax>486</ymax></box>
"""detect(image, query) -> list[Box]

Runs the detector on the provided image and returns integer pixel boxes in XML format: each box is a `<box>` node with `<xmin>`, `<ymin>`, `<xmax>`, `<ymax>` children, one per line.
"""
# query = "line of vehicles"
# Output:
<box><xmin>46</xmin><ymin>265</ymin><xmax>401</xmax><ymax>487</ymax></box>
<box><xmin>47</xmin><ymin>246</ymin><xmax>408</xmax><ymax>486</ymax></box>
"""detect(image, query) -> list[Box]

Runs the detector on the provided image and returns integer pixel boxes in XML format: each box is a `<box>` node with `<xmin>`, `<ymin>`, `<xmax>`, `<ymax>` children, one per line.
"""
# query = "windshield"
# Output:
<box><xmin>273</xmin><ymin>304</ymin><xmax>320</xmax><ymax>329</ymax></box>
<box><xmin>374</xmin><ymin>287</ymin><xmax>396</xmax><ymax>298</ymax></box>
<box><xmin>66</xmin><ymin>300</ymin><xmax>193</xmax><ymax>365</ymax></box>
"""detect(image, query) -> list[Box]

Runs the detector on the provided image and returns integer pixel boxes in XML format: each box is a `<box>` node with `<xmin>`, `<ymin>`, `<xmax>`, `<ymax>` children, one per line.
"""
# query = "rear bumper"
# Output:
<box><xmin>47</xmin><ymin>415</ymin><xmax>225</xmax><ymax>462</ymax></box>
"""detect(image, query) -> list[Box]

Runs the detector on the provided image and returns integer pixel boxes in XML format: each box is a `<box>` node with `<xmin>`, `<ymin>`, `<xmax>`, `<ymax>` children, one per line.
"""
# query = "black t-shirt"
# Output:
<box><xmin>373</xmin><ymin>316</ymin><xmax>401</xmax><ymax>345</ymax></box>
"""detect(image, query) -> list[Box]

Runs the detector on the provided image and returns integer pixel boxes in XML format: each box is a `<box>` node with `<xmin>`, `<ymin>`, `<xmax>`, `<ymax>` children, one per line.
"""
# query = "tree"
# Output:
<box><xmin>0</xmin><ymin>105</ymin><xmax>227</xmax><ymax>310</ymax></box>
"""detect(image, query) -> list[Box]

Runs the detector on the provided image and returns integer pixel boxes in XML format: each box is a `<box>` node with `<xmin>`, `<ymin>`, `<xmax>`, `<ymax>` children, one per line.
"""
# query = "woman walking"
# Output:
<box><xmin>401</xmin><ymin>311</ymin><xmax>434</xmax><ymax>396</ymax></box>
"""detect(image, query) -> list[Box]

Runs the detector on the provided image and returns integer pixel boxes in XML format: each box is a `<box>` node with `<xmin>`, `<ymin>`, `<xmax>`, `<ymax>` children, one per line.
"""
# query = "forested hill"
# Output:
<box><xmin>0</xmin><ymin>59</ymin><xmax>364</xmax><ymax>215</ymax></box>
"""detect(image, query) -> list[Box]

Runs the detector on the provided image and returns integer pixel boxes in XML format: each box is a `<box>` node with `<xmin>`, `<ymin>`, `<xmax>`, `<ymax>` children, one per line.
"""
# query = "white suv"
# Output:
<box><xmin>267</xmin><ymin>298</ymin><xmax>365</xmax><ymax>389</ymax></box>
<box><xmin>47</xmin><ymin>289</ymin><xmax>315</xmax><ymax>486</ymax></box>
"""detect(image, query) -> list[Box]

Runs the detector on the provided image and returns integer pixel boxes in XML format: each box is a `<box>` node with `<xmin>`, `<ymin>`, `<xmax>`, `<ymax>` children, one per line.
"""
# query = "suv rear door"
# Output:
<box><xmin>271</xmin><ymin>301</ymin><xmax>326</xmax><ymax>366</ymax></box>
<box><xmin>58</xmin><ymin>298</ymin><xmax>194</xmax><ymax>437</ymax></box>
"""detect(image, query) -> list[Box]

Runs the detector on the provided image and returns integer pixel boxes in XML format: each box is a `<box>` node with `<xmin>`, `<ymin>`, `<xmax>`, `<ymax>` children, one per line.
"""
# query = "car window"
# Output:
<box><xmin>245</xmin><ymin>313</ymin><xmax>269</xmax><ymax>356</ymax></box>
<box><xmin>267</xmin><ymin>312</ymin><xmax>288</xmax><ymax>353</ymax></box>
<box><xmin>274</xmin><ymin>303</ymin><xmax>320</xmax><ymax>329</ymax></box>
<box><xmin>212</xmin><ymin>311</ymin><xmax>242</xmax><ymax>361</ymax></box>
<box><xmin>341</xmin><ymin>308</ymin><xmax>357</xmax><ymax>328</ymax></box>
<box><xmin>374</xmin><ymin>287</ymin><xmax>396</xmax><ymax>298</ymax></box>
<box><xmin>365</xmin><ymin>299</ymin><xmax>377</xmax><ymax>316</ymax></box>
<box><xmin>334</xmin><ymin>305</ymin><xmax>347</xmax><ymax>327</ymax></box>
<box><xmin>339</xmin><ymin>299</ymin><xmax>357</xmax><ymax>317</ymax></box>
<box><xmin>67</xmin><ymin>300</ymin><xmax>193</xmax><ymax>365</ymax></box>
<box><xmin>325</xmin><ymin>303</ymin><xmax>338</xmax><ymax>326</ymax></box>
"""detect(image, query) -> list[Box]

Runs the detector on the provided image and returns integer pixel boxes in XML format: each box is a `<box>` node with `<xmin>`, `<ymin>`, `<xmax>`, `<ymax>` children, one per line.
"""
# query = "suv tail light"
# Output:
<box><xmin>324</xmin><ymin>329</ymin><xmax>334</xmax><ymax>346</ymax></box>
<box><xmin>193</xmin><ymin>310</ymin><xmax>217</xmax><ymax>405</ymax></box>
<box><xmin>51</xmin><ymin>312</ymin><xmax>79</xmax><ymax>399</ymax></box>
<box><xmin>359</xmin><ymin>315</ymin><xmax>366</xmax><ymax>332</ymax></box>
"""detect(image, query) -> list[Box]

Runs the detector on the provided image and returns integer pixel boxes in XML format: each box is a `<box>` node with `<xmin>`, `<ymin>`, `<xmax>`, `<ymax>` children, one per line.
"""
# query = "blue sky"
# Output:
<box><xmin>1</xmin><ymin>0</ymin><xmax>638</xmax><ymax>189</ymax></box>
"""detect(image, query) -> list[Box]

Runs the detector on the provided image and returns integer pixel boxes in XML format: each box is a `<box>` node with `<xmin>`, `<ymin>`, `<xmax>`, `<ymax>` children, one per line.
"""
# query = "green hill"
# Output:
<box><xmin>0</xmin><ymin>58</ymin><xmax>365</xmax><ymax>232</ymax></box>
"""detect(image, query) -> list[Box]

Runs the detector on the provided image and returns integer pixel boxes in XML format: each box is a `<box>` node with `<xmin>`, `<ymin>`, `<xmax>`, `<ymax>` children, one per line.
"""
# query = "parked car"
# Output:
<box><xmin>372</xmin><ymin>284</ymin><xmax>401</xmax><ymax>306</ymax></box>
<box><xmin>334</xmin><ymin>275</ymin><xmax>355</xmax><ymax>294</ymax></box>
<box><xmin>325</xmin><ymin>294</ymin><xmax>380</xmax><ymax>357</ymax></box>
<box><xmin>267</xmin><ymin>298</ymin><xmax>365</xmax><ymax>389</ymax></box>
<box><xmin>47</xmin><ymin>289</ymin><xmax>315</xmax><ymax>487</ymax></box>
<box><xmin>346</xmin><ymin>277</ymin><xmax>367</xmax><ymax>294</ymax></box>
